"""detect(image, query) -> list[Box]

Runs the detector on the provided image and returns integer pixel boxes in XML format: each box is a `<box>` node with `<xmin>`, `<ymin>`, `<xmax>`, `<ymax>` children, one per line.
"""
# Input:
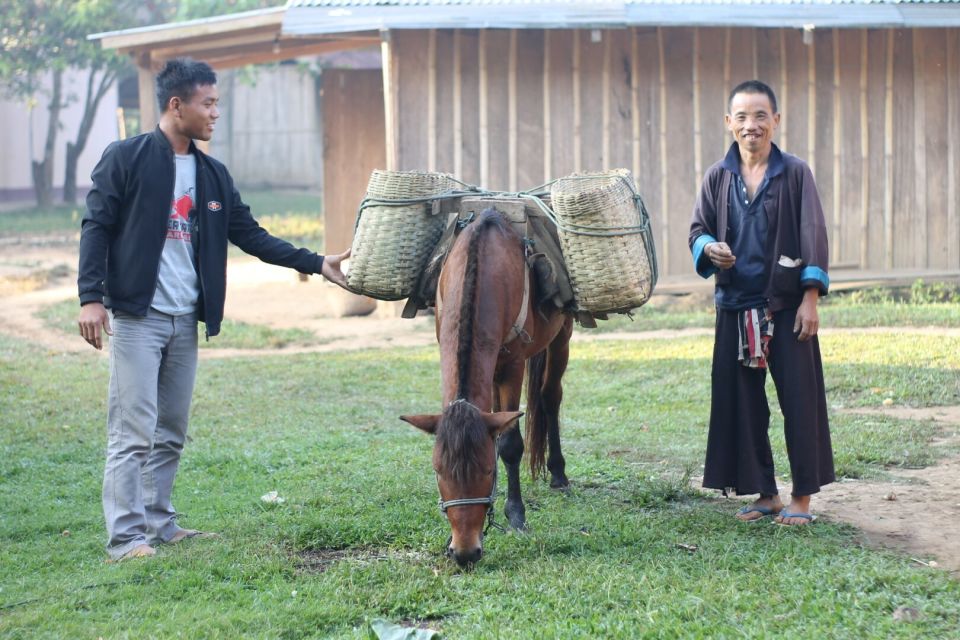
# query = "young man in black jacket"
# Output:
<box><xmin>78</xmin><ymin>58</ymin><xmax>350</xmax><ymax>561</ymax></box>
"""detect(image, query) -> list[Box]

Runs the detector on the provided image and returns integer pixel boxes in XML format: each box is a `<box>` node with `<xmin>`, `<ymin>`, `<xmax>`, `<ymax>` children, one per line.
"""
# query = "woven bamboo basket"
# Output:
<box><xmin>549</xmin><ymin>170</ymin><xmax>658</xmax><ymax>314</ymax></box>
<box><xmin>347</xmin><ymin>170</ymin><xmax>460</xmax><ymax>300</ymax></box>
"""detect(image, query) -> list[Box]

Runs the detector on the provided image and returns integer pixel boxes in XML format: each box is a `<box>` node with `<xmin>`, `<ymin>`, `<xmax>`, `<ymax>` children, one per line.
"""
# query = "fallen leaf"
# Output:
<box><xmin>892</xmin><ymin>606</ymin><xmax>922</xmax><ymax>622</ymax></box>
<box><xmin>370</xmin><ymin>618</ymin><xmax>438</xmax><ymax>640</ymax></box>
<box><xmin>260</xmin><ymin>491</ymin><xmax>286</xmax><ymax>504</ymax></box>
<box><xmin>910</xmin><ymin>557</ymin><xmax>937</xmax><ymax>568</ymax></box>
<box><xmin>676</xmin><ymin>543</ymin><xmax>698</xmax><ymax>553</ymax></box>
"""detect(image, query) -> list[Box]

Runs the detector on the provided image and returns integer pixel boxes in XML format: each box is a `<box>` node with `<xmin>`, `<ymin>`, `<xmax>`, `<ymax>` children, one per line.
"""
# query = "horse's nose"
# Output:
<box><xmin>451</xmin><ymin>545</ymin><xmax>483</xmax><ymax>567</ymax></box>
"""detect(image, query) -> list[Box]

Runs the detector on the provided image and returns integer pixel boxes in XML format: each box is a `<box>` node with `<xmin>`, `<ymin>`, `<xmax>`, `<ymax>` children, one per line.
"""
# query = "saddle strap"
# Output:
<box><xmin>504</xmin><ymin>263</ymin><xmax>531</xmax><ymax>346</ymax></box>
<box><xmin>436</xmin><ymin>261</ymin><xmax>531</xmax><ymax>347</ymax></box>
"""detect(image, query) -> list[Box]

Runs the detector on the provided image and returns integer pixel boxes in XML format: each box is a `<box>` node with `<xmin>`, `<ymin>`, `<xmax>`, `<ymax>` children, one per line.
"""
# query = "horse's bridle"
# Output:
<box><xmin>436</xmin><ymin>399</ymin><xmax>506</xmax><ymax>536</ymax></box>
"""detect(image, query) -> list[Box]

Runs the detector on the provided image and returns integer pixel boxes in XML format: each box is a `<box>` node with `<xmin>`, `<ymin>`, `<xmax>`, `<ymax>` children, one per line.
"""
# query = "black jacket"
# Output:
<box><xmin>78</xmin><ymin>127</ymin><xmax>324</xmax><ymax>337</ymax></box>
<box><xmin>688</xmin><ymin>143</ymin><xmax>830</xmax><ymax>312</ymax></box>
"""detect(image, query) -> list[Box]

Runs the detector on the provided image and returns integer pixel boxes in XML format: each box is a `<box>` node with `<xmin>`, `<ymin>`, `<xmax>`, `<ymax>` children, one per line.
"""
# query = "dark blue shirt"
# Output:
<box><xmin>715</xmin><ymin>144</ymin><xmax>784</xmax><ymax>311</ymax></box>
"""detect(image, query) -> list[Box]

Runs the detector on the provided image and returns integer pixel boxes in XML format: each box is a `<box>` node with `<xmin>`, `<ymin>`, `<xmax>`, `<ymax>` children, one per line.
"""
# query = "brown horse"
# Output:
<box><xmin>401</xmin><ymin>208</ymin><xmax>573</xmax><ymax>567</ymax></box>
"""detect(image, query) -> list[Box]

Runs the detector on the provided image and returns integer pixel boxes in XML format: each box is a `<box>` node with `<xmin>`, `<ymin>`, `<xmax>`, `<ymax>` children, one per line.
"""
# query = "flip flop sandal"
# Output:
<box><xmin>774</xmin><ymin>511</ymin><xmax>817</xmax><ymax>526</ymax></box>
<box><xmin>736</xmin><ymin>504</ymin><xmax>781</xmax><ymax>521</ymax></box>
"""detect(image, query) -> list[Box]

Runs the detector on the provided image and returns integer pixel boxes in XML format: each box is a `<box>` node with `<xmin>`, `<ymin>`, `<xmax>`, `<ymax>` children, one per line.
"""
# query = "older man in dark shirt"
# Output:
<box><xmin>689</xmin><ymin>80</ymin><xmax>834</xmax><ymax>526</ymax></box>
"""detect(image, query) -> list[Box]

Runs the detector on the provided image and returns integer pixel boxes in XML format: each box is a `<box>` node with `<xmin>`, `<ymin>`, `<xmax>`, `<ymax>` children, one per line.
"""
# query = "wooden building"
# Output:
<box><xmin>95</xmin><ymin>1</ymin><xmax>960</xmax><ymax>281</ymax></box>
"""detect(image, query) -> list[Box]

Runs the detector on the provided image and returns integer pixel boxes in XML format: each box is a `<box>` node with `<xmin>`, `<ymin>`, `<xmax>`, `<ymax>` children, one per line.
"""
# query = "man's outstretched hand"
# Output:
<box><xmin>320</xmin><ymin>247</ymin><xmax>351</xmax><ymax>290</ymax></box>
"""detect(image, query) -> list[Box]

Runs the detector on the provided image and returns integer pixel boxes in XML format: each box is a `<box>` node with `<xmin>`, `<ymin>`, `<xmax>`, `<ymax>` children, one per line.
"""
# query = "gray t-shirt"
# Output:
<box><xmin>151</xmin><ymin>154</ymin><xmax>199</xmax><ymax>315</ymax></box>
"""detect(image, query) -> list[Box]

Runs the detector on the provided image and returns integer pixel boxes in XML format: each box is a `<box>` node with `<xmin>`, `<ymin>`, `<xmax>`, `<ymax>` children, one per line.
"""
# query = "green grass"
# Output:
<box><xmin>36</xmin><ymin>298</ymin><xmax>320</xmax><ymax>350</ymax></box>
<box><xmin>0</xmin><ymin>190</ymin><xmax>324</xmax><ymax>246</ymax></box>
<box><xmin>240</xmin><ymin>190</ymin><xmax>325</xmax><ymax>249</ymax></box>
<box><xmin>1</xmin><ymin>324</ymin><xmax>958</xmax><ymax>637</ymax></box>
<box><xmin>585</xmin><ymin>281</ymin><xmax>960</xmax><ymax>333</ymax></box>
<box><xmin>0</xmin><ymin>204</ymin><xmax>84</xmax><ymax>237</ymax></box>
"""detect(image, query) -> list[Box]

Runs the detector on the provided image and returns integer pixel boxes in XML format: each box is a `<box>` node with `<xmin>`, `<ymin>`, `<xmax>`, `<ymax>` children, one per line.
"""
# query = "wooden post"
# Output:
<box><xmin>508</xmin><ymin>30</ymin><xmax>518</xmax><ymax>191</ymax></box>
<box><xmin>832</xmin><ymin>29</ymin><xmax>841</xmax><ymax>265</ymax></box>
<box><xmin>723</xmin><ymin>28</ymin><xmax>731</xmax><ymax>103</ymax></box>
<box><xmin>428</xmin><ymin>29</ymin><xmax>437</xmax><ymax>172</ymax></box>
<box><xmin>949</xmin><ymin>30</ymin><xmax>959</xmax><ymax>268</ymax></box>
<box><xmin>807</xmin><ymin>34</ymin><xmax>816</xmax><ymax>179</ymax></box>
<box><xmin>884</xmin><ymin>30</ymin><xmax>894</xmax><ymax>270</ymax></box>
<box><xmin>657</xmin><ymin>27</ymin><xmax>670</xmax><ymax>264</ymax></box>
<box><xmin>779</xmin><ymin>29</ymin><xmax>788</xmax><ymax>151</ymax></box>
<box><xmin>573</xmin><ymin>32</ymin><xmax>582</xmax><ymax>173</ymax></box>
<box><xmin>859</xmin><ymin>30</ymin><xmax>870</xmax><ymax>268</ymax></box>
<box><xmin>602</xmin><ymin>31</ymin><xmax>611</xmax><ymax>169</ymax></box>
<box><xmin>380</xmin><ymin>30</ymin><xmax>399</xmax><ymax>170</ymax></box>
<box><xmin>912</xmin><ymin>28</ymin><xmax>928</xmax><ymax>268</ymax></box>
<box><xmin>453</xmin><ymin>30</ymin><xmax>463</xmax><ymax>179</ymax></box>
<box><xmin>543</xmin><ymin>31</ymin><xmax>552</xmax><ymax>181</ymax></box>
<box><xmin>693</xmin><ymin>28</ymin><xmax>703</xmax><ymax>188</ymax></box>
<box><xmin>479</xmin><ymin>30</ymin><xmax>489</xmax><ymax>188</ymax></box>
<box><xmin>631</xmin><ymin>28</ymin><xmax>641</xmax><ymax>179</ymax></box>
<box><xmin>137</xmin><ymin>57</ymin><xmax>158</xmax><ymax>133</ymax></box>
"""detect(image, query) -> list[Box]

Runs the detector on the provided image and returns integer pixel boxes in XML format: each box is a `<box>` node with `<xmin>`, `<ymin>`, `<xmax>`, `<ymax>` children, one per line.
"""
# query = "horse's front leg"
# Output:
<box><xmin>544</xmin><ymin>319</ymin><xmax>573</xmax><ymax>489</ymax></box>
<box><xmin>495</xmin><ymin>360</ymin><xmax>527</xmax><ymax>530</ymax></box>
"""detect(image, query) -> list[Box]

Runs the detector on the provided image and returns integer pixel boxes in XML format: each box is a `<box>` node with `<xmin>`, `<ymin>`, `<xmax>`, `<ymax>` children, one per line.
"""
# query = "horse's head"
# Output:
<box><xmin>401</xmin><ymin>400</ymin><xmax>522</xmax><ymax>567</ymax></box>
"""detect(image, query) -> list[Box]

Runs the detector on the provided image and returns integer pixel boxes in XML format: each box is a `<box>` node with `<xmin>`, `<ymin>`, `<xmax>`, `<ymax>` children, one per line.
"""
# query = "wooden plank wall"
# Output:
<box><xmin>388</xmin><ymin>27</ymin><xmax>960</xmax><ymax>277</ymax></box>
<box><xmin>321</xmin><ymin>69</ymin><xmax>386</xmax><ymax>255</ymax></box>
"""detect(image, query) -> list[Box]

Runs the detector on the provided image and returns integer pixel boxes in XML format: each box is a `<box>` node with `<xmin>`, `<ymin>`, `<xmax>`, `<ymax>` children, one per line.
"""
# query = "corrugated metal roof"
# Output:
<box><xmin>289</xmin><ymin>1</ymin><xmax>959</xmax><ymax>5</ymax></box>
<box><xmin>284</xmin><ymin>0</ymin><xmax>960</xmax><ymax>32</ymax></box>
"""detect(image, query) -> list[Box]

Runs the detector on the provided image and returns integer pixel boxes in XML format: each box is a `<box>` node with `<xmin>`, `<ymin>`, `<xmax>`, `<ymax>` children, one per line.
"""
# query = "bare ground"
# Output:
<box><xmin>2</xmin><ymin>239</ymin><xmax>958</xmax><ymax>575</ymax></box>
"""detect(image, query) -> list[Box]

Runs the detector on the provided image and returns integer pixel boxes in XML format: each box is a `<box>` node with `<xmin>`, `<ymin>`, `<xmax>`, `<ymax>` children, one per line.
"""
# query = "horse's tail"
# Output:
<box><xmin>525</xmin><ymin>349</ymin><xmax>548</xmax><ymax>480</ymax></box>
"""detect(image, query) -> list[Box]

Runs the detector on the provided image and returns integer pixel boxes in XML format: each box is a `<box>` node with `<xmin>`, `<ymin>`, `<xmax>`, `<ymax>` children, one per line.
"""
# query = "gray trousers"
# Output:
<box><xmin>103</xmin><ymin>308</ymin><xmax>198</xmax><ymax>560</ymax></box>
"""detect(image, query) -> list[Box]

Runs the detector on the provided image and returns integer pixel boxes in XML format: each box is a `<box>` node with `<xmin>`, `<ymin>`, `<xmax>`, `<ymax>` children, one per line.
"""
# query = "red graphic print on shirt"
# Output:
<box><xmin>168</xmin><ymin>190</ymin><xmax>194</xmax><ymax>241</ymax></box>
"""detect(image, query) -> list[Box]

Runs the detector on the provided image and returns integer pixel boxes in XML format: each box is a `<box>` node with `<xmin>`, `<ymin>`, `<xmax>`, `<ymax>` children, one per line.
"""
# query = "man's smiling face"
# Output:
<box><xmin>725</xmin><ymin>91</ymin><xmax>780</xmax><ymax>155</ymax></box>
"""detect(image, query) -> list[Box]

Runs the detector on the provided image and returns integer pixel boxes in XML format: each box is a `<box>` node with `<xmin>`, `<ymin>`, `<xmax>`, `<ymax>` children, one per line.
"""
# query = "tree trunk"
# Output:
<box><xmin>33</xmin><ymin>68</ymin><xmax>63</xmax><ymax>208</ymax></box>
<box><xmin>63</xmin><ymin>67</ymin><xmax>116</xmax><ymax>205</ymax></box>
<box><xmin>63</xmin><ymin>142</ymin><xmax>80</xmax><ymax>204</ymax></box>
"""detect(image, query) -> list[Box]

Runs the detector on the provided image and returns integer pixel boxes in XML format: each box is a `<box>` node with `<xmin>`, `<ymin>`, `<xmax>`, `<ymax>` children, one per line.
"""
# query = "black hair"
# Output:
<box><xmin>156</xmin><ymin>58</ymin><xmax>217</xmax><ymax>112</ymax></box>
<box><xmin>727</xmin><ymin>80</ymin><xmax>778</xmax><ymax>114</ymax></box>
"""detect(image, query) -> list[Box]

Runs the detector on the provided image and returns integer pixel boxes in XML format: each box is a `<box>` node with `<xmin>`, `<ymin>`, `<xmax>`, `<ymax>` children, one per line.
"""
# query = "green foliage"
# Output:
<box><xmin>0</xmin><ymin>0</ymin><xmax>134</xmax><ymax>97</ymax></box>
<box><xmin>842</xmin><ymin>286</ymin><xmax>896</xmax><ymax>305</ymax></box>
<box><xmin>828</xmin><ymin>280</ymin><xmax>960</xmax><ymax>306</ymax></box>
<box><xmin>909</xmin><ymin>279</ymin><xmax>960</xmax><ymax>304</ymax></box>
<box><xmin>174</xmin><ymin>0</ymin><xmax>286</xmax><ymax>21</ymax></box>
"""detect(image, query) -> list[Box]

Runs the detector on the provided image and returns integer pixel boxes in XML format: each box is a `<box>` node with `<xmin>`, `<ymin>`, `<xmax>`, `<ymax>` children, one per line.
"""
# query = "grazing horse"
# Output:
<box><xmin>401</xmin><ymin>208</ymin><xmax>573</xmax><ymax>567</ymax></box>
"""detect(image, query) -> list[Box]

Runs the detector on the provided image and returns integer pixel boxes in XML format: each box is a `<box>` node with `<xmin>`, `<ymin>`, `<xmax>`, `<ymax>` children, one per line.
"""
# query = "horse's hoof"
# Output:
<box><xmin>508</xmin><ymin>517</ymin><xmax>528</xmax><ymax>532</ymax></box>
<box><xmin>550</xmin><ymin>477</ymin><xmax>570</xmax><ymax>490</ymax></box>
<box><xmin>505</xmin><ymin>506</ymin><xmax>527</xmax><ymax>531</ymax></box>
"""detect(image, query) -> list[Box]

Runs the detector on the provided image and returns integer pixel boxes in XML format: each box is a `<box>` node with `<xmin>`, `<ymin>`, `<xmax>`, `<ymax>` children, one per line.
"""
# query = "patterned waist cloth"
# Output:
<box><xmin>737</xmin><ymin>306</ymin><xmax>774</xmax><ymax>369</ymax></box>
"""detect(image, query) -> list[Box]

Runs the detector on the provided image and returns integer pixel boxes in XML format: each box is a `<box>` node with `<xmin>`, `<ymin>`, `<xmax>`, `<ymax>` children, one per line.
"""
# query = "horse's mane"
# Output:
<box><xmin>455</xmin><ymin>209</ymin><xmax>510</xmax><ymax>399</ymax></box>
<box><xmin>437</xmin><ymin>208</ymin><xmax>512</xmax><ymax>486</ymax></box>
<box><xmin>436</xmin><ymin>399</ymin><xmax>489</xmax><ymax>486</ymax></box>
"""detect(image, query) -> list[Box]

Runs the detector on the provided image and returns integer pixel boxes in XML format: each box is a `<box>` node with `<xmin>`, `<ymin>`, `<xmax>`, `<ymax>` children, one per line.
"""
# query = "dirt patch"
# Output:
<box><xmin>3</xmin><ymin>242</ymin><xmax>960</xmax><ymax>575</ymax></box>
<box><xmin>816</xmin><ymin>407</ymin><xmax>960</xmax><ymax>575</ymax></box>
<box><xmin>298</xmin><ymin>547</ymin><xmax>431</xmax><ymax>573</ymax></box>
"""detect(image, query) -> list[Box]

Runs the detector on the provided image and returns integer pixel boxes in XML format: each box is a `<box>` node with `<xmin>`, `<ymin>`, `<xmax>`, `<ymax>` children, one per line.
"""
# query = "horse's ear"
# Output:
<box><xmin>400</xmin><ymin>414</ymin><xmax>440</xmax><ymax>435</ymax></box>
<box><xmin>482</xmin><ymin>411</ymin><xmax>524</xmax><ymax>436</ymax></box>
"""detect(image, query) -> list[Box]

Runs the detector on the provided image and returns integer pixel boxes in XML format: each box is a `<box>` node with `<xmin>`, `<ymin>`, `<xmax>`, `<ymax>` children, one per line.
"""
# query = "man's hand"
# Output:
<box><xmin>78</xmin><ymin>302</ymin><xmax>112</xmax><ymax>350</ymax></box>
<box><xmin>793</xmin><ymin>288</ymin><xmax>820</xmax><ymax>342</ymax></box>
<box><xmin>320</xmin><ymin>247</ymin><xmax>351</xmax><ymax>290</ymax></box>
<box><xmin>705</xmin><ymin>242</ymin><xmax>736</xmax><ymax>270</ymax></box>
